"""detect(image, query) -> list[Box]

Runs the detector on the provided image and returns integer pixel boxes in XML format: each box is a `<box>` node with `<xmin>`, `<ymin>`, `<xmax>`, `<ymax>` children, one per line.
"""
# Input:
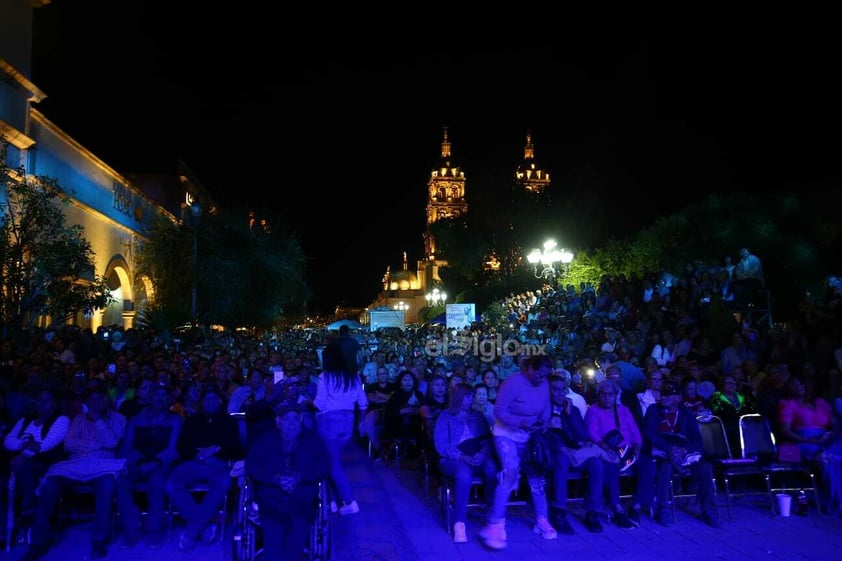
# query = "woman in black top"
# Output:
<box><xmin>383</xmin><ymin>370</ymin><xmax>424</xmax><ymax>446</ymax></box>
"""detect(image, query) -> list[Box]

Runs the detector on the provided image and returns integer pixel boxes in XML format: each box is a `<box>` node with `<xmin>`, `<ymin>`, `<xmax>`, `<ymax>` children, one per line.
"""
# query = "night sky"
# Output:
<box><xmin>29</xmin><ymin>3</ymin><xmax>842</xmax><ymax>314</ymax></box>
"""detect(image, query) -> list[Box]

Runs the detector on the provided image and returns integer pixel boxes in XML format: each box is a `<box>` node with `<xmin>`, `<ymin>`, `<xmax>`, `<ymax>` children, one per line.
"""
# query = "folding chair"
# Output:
<box><xmin>697</xmin><ymin>414</ymin><xmax>765</xmax><ymax>519</ymax></box>
<box><xmin>738</xmin><ymin>413</ymin><xmax>822</xmax><ymax>516</ymax></box>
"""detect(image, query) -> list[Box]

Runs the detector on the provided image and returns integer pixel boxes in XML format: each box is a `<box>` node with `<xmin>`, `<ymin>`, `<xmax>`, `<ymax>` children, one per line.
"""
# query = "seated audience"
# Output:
<box><xmin>116</xmin><ymin>382</ymin><xmax>182</xmax><ymax>549</ymax></box>
<box><xmin>361</xmin><ymin>366</ymin><xmax>395</xmax><ymax>459</ymax></box>
<box><xmin>3</xmin><ymin>388</ymin><xmax>69</xmax><ymax>530</ymax></box>
<box><xmin>471</xmin><ymin>382</ymin><xmax>495</xmax><ymax>429</ymax></box>
<box><xmin>382</xmin><ymin>370</ymin><xmax>424</xmax><ymax>448</ymax></box>
<box><xmin>244</xmin><ymin>401</ymin><xmax>331</xmax><ymax>560</ymax></box>
<box><xmin>777</xmin><ymin>376</ymin><xmax>842</xmax><ymax>512</ymax></box>
<box><xmin>433</xmin><ymin>383</ymin><xmax>498</xmax><ymax>543</ymax></box>
<box><xmin>584</xmin><ymin>380</ymin><xmax>640</xmax><ymax>529</ymax></box>
<box><xmin>640</xmin><ymin>380</ymin><xmax>721</xmax><ymax>527</ymax></box>
<box><xmin>23</xmin><ymin>381</ymin><xmax>127</xmax><ymax>561</ymax></box>
<box><xmin>166</xmin><ymin>386</ymin><xmax>244</xmax><ymax>552</ymax></box>
<box><xmin>419</xmin><ymin>374</ymin><xmax>449</xmax><ymax>453</ymax></box>
<box><xmin>547</xmin><ymin>374</ymin><xmax>604</xmax><ymax>534</ymax></box>
<box><xmin>710</xmin><ymin>373</ymin><xmax>757</xmax><ymax>457</ymax></box>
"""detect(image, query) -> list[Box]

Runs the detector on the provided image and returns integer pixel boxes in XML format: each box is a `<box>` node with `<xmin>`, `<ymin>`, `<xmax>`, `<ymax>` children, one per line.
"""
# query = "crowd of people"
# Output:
<box><xmin>2</xmin><ymin>253</ymin><xmax>842</xmax><ymax>554</ymax></box>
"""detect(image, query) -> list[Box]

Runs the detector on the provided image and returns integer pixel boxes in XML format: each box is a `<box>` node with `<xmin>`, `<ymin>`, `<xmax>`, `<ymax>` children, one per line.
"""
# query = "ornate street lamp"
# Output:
<box><xmin>425</xmin><ymin>288</ymin><xmax>447</xmax><ymax>307</ymax></box>
<box><xmin>526</xmin><ymin>239</ymin><xmax>574</xmax><ymax>281</ymax></box>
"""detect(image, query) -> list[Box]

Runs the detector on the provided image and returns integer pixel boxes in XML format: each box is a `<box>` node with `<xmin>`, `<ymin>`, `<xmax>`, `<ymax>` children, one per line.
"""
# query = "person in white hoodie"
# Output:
<box><xmin>314</xmin><ymin>344</ymin><xmax>368</xmax><ymax>515</ymax></box>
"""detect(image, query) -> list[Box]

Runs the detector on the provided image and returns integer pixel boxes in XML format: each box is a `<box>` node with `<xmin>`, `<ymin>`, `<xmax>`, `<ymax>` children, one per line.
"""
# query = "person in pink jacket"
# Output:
<box><xmin>585</xmin><ymin>379</ymin><xmax>641</xmax><ymax>529</ymax></box>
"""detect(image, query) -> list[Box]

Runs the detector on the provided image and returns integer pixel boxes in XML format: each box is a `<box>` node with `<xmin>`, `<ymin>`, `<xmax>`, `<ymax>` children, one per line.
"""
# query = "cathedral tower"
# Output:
<box><xmin>514</xmin><ymin>129</ymin><xmax>550</xmax><ymax>194</ymax></box>
<box><xmin>424</xmin><ymin>127</ymin><xmax>467</xmax><ymax>260</ymax></box>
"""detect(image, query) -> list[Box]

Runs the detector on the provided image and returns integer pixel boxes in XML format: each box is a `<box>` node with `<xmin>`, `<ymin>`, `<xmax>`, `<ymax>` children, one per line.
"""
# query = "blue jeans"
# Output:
<box><xmin>260</xmin><ymin>511</ymin><xmax>310</xmax><ymax>560</ymax></box>
<box><xmin>632</xmin><ymin>454</ymin><xmax>656</xmax><ymax>510</ymax></box>
<box><xmin>117</xmin><ymin>462</ymin><xmax>171</xmax><ymax>534</ymax></box>
<box><xmin>602</xmin><ymin>459</ymin><xmax>623</xmax><ymax>511</ymax></box>
<box><xmin>165</xmin><ymin>458</ymin><xmax>231</xmax><ymax>539</ymax></box>
<box><xmin>439</xmin><ymin>455</ymin><xmax>498</xmax><ymax>523</ymax></box>
<box><xmin>551</xmin><ymin>451</ymin><xmax>604</xmax><ymax>513</ymax></box>
<box><xmin>30</xmin><ymin>475</ymin><xmax>116</xmax><ymax>546</ymax></box>
<box><xmin>316</xmin><ymin>410</ymin><xmax>355</xmax><ymax>503</ymax></box>
<box><xmin>653</xmin><ymin>457</ymin><xmax>717</xmax><ymax>516</ymax></box>
<box><xmin>489</xmin><ymin>435</ymin><xmax>548</xmax><ymax>522</ymax></box>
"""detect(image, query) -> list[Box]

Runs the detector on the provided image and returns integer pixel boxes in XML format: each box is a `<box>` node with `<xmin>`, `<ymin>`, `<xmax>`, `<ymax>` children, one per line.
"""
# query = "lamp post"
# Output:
<box><xmin>526</xmin><ymin>239</ymin><xmax>574</xmax><ymax>283</ymax></box>
<box><xmin>425</xmin><ymin>287</ymin><xmax>447</xmax><ymax>308</ymax></box>
<box><xmin>394</xmin><ymin>301</ymin><xmax>408</xmax><ymax>323</ymax></box>
<box><xmin>187</xmin><ymin>195</ymin><xmax>202</xmax><ymax>324</ymax></box>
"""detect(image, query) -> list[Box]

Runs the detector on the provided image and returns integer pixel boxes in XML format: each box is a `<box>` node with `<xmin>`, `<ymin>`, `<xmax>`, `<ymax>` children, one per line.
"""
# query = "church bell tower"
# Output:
<box><xmin>424</xmin><ymin>127</ymin><xmax>468</xmax><ymax>260</ymax></box>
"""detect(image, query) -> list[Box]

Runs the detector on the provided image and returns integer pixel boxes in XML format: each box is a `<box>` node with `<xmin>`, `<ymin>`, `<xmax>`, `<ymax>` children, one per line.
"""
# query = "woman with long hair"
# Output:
<box><xmin>419</xmin><ymin>374</ymin><xmax>449</xmax><ymax>452</ymax></box>
<box><xmin>383</xmin><ymin>370</ymin><xmax>424</xmax><ymax>446</ymax></box>
<box><xmin>313</xmin><ymin>344</ymin><xmax>368</xmax><ymax>515</ymax></box>
<box><xmin>434</xmin><ymin>383</ymin><xmax>497</xmax><ymax>543</ymax></box>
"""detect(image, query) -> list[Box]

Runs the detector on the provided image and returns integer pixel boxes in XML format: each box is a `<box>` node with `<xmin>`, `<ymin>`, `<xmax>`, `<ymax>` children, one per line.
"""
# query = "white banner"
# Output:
<box><xmin>446</xmin><ymin>303</ymin><xmax>475</xmax><ymax>330</ymax></box>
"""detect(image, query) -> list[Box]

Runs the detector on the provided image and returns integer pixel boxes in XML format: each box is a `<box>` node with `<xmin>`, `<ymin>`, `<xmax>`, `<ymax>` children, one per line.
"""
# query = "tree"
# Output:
<box><xmin>135</xmin><ymin>205</ymin><xmax>310</xmax><ymax>332</ymax></box>
<box><xmin>0</xmin><ymin>141</ymin><xmax>114</xmax><ymax>340</ymax></box>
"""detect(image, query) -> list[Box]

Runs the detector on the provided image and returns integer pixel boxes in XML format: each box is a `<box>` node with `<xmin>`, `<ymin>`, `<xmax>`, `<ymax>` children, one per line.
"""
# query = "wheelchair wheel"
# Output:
<box><xmin>308</xmin><ymin>479</ymin><xmax>332</xmax><ymax>561</ymax></box>
<box><xmin>232</xmin><ymin>477</ymin><xmax>257</xmax><ymax>561</ymax></box>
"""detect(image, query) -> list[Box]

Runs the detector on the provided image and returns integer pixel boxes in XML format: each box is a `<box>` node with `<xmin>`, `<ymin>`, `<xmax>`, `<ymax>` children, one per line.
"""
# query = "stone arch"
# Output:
<box><xmin>101</xmin><ymin>255</ymin><xmax>134</xmax><ymax>328</ymax></box>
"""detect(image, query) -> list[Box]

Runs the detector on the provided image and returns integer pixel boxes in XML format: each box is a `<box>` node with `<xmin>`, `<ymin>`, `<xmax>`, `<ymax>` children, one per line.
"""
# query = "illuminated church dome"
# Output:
<box><xmin>389</xmin><ymin>268</ymin><xmax>418</xmax><ymax>291</ymax></box>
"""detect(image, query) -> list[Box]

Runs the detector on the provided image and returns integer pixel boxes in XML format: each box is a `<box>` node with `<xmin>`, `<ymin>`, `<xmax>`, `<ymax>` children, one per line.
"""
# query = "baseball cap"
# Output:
<box><xmin>661</xmin><ymin>380</ymin><xmax>681</xmax><ymax>397</ymax></box>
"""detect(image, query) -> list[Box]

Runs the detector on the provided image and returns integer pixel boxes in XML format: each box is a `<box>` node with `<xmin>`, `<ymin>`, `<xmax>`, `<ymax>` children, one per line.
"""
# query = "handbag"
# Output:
<box><xmin>457</xmin><ymin>435</ymin><xmax>490</xmax><ymax>456</ymax></box>
<box><xmin>527</xmin><ymin>429</ymin><xmax>564</xmax><ymax>473</ymax></box>
<box><xmin>778</xmin><ymin>442</ymin><xmax>802</xmax><ymax>463</ymax></box>
<box><xmin>564</xmin><ymin>443</ymin><xmax>604</xmax><ymax>467</ymax></box>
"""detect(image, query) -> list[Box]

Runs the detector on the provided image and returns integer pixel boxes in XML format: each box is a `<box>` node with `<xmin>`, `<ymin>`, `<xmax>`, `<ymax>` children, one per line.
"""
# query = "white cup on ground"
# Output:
<box><xmin>776</xmin><ymin>493</ymin><xmax>792</xmax><ymax>517</ymax></box>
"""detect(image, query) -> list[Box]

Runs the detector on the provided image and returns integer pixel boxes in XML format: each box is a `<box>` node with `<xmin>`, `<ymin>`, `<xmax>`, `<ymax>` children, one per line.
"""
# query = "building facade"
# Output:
<box><xmin>0</xmin><ymin>0</ymin><xmax>200</xmax><ymax>333</ymax></box>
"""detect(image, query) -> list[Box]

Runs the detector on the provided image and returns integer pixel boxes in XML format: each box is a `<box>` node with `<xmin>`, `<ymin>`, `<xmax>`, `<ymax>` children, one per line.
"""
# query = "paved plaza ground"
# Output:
<box><xmin>5</xmin><ymin>442</ymin><xmax>841</xmax><ymax>561</ymax></box>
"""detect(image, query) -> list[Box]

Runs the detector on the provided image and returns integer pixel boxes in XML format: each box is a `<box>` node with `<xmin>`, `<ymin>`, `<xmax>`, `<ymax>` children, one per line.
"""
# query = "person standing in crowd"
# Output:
<box><xmin>327</xmin><ymin>323</ymin><xmax>363</xmax><ymax>375</ymax></box>
<box><xmin>313</xmin><ymin>344</ymin><xmax>367</xmax><ymax>515</ymax></box>
<box><xmin>480</xmin><ymin>354</ymin><xmax>557</xmax><ymax>550</ymax></box>
<box><xmin>244</xmin><ymin>400</ymin><xmax>331</xmax><ymax>560</ymax></box>
<box><xmin>733</xmin><ymin>247</ymin><xmax>765</xmax><ymax>306</ymax></box>
<box><xmin>434</xmin><ymin>383</ymin><xmax>498</xmax><ymax>543</ymax></box>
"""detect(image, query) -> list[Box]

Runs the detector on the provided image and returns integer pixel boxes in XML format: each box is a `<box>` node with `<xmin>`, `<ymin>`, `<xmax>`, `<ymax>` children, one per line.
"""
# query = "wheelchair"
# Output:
<box><xmin>232</xmin><ymin>475</ymin><xmax>331</xmax><ymax>561</ymax></box>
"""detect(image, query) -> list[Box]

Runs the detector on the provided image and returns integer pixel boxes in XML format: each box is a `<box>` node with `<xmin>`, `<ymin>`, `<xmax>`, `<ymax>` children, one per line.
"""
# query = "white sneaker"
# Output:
<box><xmin>479</xmin><ymin>520</ymin><xmax>507</xmax><ymax>549</ymax></box>
<box><xmin>453</xmin><ymin>521</ymin><xmax>467</xmax><ymax>543</ymax></box>
<box><xmin>533</xmin><ymin>517</ymin><xmax>558</xmax><ymax>540</ymax></box>
<box><xmin>339</xmin><ymin>500</ymin><xmax>360</xmax><ymax>515</ymax></box>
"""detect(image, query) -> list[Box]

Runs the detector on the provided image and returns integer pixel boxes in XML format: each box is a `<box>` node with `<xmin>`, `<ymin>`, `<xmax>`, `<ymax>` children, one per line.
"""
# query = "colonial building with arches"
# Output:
<box><xmin>0</xmin><ymin>1</ymin><xmax>205</xmax><ymax>333</ymax></box>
